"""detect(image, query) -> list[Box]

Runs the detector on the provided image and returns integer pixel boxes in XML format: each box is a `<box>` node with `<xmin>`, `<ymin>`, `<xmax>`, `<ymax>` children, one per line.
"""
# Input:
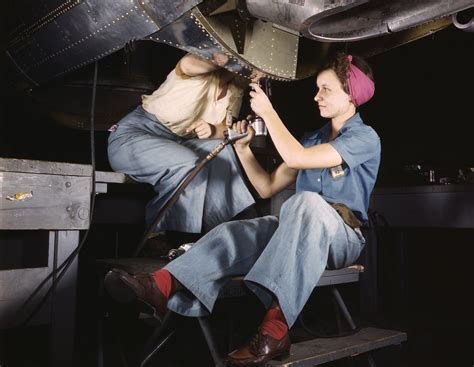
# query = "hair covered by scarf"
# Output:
<box><xmin>347</xmin><ymin>55</ymin><xmax>375</xmax><ymax>107</ymax></box>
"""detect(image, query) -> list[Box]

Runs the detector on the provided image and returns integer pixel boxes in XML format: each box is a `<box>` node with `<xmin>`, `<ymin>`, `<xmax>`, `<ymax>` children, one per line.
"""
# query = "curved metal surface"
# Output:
<box><xmin>306</xmin><ymin>0</ymin><xmax>474</xmax><ymax>42</ymax></box>
<box><xmin>137</xmin><ymin>0</ymin><xmax>200</xmax><ymax>28</ymax></box>
<box><xmin>5</xmin><ymin>0</ymin><xmax>473</xmax><ymax>87</ymax></box>
<box><xmin>243</xmin><ymin>0</ymin><xmax>474</xmax><ymax>42</ymax></box>
<box><xmin>452</xmin><ymin>7</ymin><xmax>474</xmax><ymax>32</ymax></box>
<box><xmin>346</xmin><ymin>17</ymin><xmax>452</xmax><ymax>58</ymax></box>
<box><xmin>148</xmin><ymin>7</ymin><xmax>329</xmax><ymax>81</ymax></box>
<box><xmin>5</xmin><ymin>0</ymin><xmax>196</xmax><ymax>86</ymax></box>
<box><xmin>244</xmin><ymin>0</ymin><xmax>368</xmax><ymax>33</ymax></box>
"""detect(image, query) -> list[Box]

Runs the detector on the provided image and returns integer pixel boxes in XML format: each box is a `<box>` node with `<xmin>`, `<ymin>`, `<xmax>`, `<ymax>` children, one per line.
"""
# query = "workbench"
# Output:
<box><xmin>0</xmin><ymin>158</ymin><xmax>131</xmax><ymax>366</ymax></box>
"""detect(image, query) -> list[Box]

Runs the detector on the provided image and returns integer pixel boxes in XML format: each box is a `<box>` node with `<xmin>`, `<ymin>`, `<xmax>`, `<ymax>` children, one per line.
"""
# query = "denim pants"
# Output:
<box><xmin>165</xmin><ymin>191</ymin><xmax>365</xmax><ymax>327</ymax></box>
<box><xmin>107</xmin><ymin>106</ymin><xmax>255</xmax><ymax>233</ymax></box>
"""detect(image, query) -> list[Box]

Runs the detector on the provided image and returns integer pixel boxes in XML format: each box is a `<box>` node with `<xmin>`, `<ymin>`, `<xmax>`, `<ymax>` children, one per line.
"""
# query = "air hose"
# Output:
<box><xmin>132</xmin><ymin>136</ymin><xmax>235</xmax><ymax>257</ymax></box>
<box><xmin>133</xmin><ymin>80</ymin><xmax>270</xmax><ymax>257</ymax></box>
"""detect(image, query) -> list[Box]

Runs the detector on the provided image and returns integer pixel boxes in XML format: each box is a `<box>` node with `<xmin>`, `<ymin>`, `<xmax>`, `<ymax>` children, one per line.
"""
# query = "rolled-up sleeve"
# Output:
<box><xmin>329</xmin><ymin>126</ymin><xmax>380</xmax><ymax>168</ymax></box>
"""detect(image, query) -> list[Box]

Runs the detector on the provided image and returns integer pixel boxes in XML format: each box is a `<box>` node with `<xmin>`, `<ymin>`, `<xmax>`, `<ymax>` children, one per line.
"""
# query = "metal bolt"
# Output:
<box><xmin>78</xmin><ymin>207</ymin><xmax>89</xmax><ymax>220</ymax></box>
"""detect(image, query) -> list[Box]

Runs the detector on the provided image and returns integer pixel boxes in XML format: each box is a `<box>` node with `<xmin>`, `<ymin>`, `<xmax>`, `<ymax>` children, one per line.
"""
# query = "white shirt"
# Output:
<box><xmin>142</xmin><ymin>62</ymin><xmax>243</xmax><ymax>137</ymax></box>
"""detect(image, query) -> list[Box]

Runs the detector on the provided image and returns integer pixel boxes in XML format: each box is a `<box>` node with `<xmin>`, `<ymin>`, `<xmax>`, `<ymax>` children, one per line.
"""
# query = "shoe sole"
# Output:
<box><xmin>226</xmin><ymin>351</ymin><xmax>290</xmax><ymax>367</ymax></box>
<box><xmin>104</xmin><ymin>270</ymin><xmax>137</xmax><ymax>304</ymax></box>
<box><xmin>274</xmin><ymin>350</ymin><xmax>290</xmax><ymax>360</ymax></box>
<box><xmin>227</xmin><ymin>348</ymin><xmax>290</xmax><ymax>366</ymax></box>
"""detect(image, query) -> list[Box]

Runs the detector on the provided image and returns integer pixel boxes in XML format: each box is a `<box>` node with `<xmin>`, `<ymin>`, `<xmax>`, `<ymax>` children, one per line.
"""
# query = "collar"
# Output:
<box><xmin>338</xmin><ymin>112</ymin><xmax>363</xmax><ymax>134</ymax></box>
<box><xmin>305</xmin><ymin>113</ymin><xmax>363</xmax><ymax>141</ymax></box>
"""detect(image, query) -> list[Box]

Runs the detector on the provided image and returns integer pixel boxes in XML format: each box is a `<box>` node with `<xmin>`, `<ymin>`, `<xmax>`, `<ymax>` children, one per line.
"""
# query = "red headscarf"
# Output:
<box><xmin>347</xmin><ymin>55</ymin><xmax>375</xmax><ymax>107</ymax></box>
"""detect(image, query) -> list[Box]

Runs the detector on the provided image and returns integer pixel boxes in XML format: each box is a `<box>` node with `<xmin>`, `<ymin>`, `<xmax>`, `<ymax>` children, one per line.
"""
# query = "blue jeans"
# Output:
<box><xmin>108</xmin><ymin>106</ymin><xmax>255</xmax><ymax>233</ymax></box>
<box><xmin>165</xmin><ymin>191</ymin><xmax>365</xmax><ymax>327</ymax></box>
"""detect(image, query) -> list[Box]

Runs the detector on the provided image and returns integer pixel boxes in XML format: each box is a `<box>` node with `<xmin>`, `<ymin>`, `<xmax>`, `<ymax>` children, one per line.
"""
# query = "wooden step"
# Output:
<box><xmin>317</xmin><ymin>265</ymin><xmax>364</xmax><ymax>286</ymax></box>
<box><xmin>97</xmin><ymin>258</ymin><xmax>364</xmax><ymax>298</ymax></box>
<box><xmin>98</xmin><ymin>259</ymin><xmax>363</xmax><ymax>284</ymax></box>
<box><xmin>267</xmin><ymin>327</ymin><xmax>407</xmax><ymax>366</ymax></box>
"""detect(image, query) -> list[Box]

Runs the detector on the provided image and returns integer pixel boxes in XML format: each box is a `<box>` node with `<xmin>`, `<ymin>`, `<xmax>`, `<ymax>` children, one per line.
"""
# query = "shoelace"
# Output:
<box><xmin>248</xmin><ymin>332</ymin><xmax>264</xmax><ymax>355</ymax></box>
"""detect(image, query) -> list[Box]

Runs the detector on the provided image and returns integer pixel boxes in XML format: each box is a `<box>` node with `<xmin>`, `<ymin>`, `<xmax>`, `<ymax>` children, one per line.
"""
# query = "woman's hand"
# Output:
<box><xmin>186</xmin><ymin>119</ymin><xmax>214</xmax><ymax>139</ymax></box>
<box><xmin>249</xmin><ymin>83</ymin><xmax>274</xmax><ymax>119</ymax></box>
<box><xmin>232</xmin><ymin>119</ymin><xmax>255</xmax><ymax>149</ymax></box>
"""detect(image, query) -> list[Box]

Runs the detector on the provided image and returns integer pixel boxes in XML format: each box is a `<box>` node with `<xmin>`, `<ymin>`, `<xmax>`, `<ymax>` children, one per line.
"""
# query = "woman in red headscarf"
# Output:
<box><xmin>104</xmin><ymin>52</ymin><xmax>380</xmax><ymax>366</ymax></box>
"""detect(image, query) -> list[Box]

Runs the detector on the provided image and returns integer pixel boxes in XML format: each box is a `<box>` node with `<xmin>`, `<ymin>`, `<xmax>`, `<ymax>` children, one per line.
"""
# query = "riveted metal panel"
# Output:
<box><xmin>149</xmin><ymin>7</ymin><xmax>329</xmax><ymax>81</ymax></box>
<box><xmin>7</xmin><ymin>0</ymin><xmax>161</xmax><ymax>85</ymax></box>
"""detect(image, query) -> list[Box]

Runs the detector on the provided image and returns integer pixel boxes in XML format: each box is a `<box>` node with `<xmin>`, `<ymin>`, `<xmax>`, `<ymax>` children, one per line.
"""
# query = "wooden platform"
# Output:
<box><xmin>268</xmin><ymin>327</ymin><xmax>407</xmax><ymax>366</ymax></box>
<box><xmin>97</xmin><ymin>258</ymin><xmax>364</xmax><ymax>299</ymax></box>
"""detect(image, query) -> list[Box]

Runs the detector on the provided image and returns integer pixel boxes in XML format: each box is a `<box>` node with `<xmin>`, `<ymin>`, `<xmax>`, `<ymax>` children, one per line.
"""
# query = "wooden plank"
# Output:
<box><xmin>50</xmin><ymin>230</ymin><xmax>79</xmax><ymax>367</ymax></box>
<box><xmin>95</xmin><ymin>182</ymin><xmax>109</xmax><ymax>194</ymax></box>
<box><xmin>94</xmin><ymin>171</ymin><xmax>137</xmax><ymax>193</ymax></box>
<box><xmin>317</xmin><ymin>272</ymin><xmax>358</xmax><ymax>286</ymax></box>
<box><xmin>268</xmin><ymin>327</ymin><xmax>407</xmax><ymax>366</ymax></box>
<box><xmin>0</xmin><ymin>158</ymin><xmax>91</xmax><ymax>177</ymax></box>
<box><xmin>217</xmin><ymin>267</ymin><xmax>362</xmax><ymax>298</ymax></box>
<box><xmin>0</xmin><ymin>172</ymin><xmax>91</xmax><ymax>229</ymax></box>
<box><xmin>317</xmin><ymin>266</ymin><xmax>363</xmax><ymax>286</ymax></box>
<box><xmin>0</xmin><ymin>158</ymin><xmax>135</xmax><ymax>183</ymax></box>
<box><xmin>0</xmin><ymin>158</ymin><xmax>136</xmax><ymax>184</ymax></box>
<box><xmin>95</xmin><ymin>171</ymin><xmax>132</xmax><ymax>184</ymax></box>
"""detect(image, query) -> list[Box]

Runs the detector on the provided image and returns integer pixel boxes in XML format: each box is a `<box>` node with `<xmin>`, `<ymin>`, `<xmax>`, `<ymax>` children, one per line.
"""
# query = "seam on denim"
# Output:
<box><xmin>166</xmin><ymin>268</ymin><xmax>215</xmax><ymax>311</ymax></box>
<box><xmin>244</xmin><ymin>272</ymin><xmax>297</xmax><ymax>326</ymax></box>
<box><xmin>167</xmin><ymin>251</ymin><xmax>260</xmax><ymax>310</ymax></box>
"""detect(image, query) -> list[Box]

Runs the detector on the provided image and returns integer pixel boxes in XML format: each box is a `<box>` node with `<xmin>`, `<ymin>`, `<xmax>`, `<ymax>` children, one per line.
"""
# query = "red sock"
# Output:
<box><xmin>259</xmin><ymin>306</ymin><xmax>288</xmax><ymax>340</ymax></box>
<box><xmin>152</xmin><ymin>269</ymin><xmax>172</xmax><ymax>299</ymax></box>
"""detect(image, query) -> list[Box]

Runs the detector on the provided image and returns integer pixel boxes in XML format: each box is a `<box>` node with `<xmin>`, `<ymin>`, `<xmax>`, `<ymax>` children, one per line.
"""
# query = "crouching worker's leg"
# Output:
<box><xmin>104</xmin><ymin>216</ymin><xmax>279</xmax><ymax>319</ymax></box>
<box><xmin>104</xmin><ymin>268</ymin><xmax>183</xmax><ymax>319</ymax></box>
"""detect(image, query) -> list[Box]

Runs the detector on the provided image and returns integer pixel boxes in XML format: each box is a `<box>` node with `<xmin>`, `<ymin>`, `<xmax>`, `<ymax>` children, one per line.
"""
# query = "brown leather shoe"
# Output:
<box><xmin>104</xmin><ymin>268</ymin><xmax>167</xmax><ymax>317</ymax></box>
<box><xmin>227</xmin><ymin>330</ymin><xmax>291</xmax><ymax>366</ymax></box>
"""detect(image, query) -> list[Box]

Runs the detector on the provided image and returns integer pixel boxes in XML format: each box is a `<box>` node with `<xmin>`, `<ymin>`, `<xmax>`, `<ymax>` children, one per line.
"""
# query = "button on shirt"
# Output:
<box><xmin>296</xmin><ymin>113</ymin><xmax>381</xmax><ymax>222</ymax></box>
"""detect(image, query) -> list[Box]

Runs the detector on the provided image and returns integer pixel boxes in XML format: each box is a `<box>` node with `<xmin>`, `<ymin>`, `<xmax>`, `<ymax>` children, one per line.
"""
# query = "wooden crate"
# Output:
<box><xmin>0</xmin><ymin>158</ymin><xmax>92</xmax><ymax>230</ymax></box>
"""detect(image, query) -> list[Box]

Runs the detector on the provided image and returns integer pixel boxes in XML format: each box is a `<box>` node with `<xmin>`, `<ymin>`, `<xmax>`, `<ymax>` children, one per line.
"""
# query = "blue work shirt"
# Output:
<box><xmin>296</xmin><ymin>113</ymin><xmax>381</xmax><ymax>222</ymax></box>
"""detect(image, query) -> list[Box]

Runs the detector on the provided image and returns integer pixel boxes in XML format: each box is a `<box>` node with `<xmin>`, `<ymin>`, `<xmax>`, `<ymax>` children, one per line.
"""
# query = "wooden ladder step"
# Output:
<box><xmin>267</xmin><ymin>327</ymin><xmax>407</xmax><ymax>366</ymax></box>
<box><xmin>97</xmin><ymin>259</ymin><xmax>365</xmax><ymax>298</ymax></box>
<box><xmin>317</xmin><ymin>265</ymin><xmax>364</xmax><ymax>286</ymax></box>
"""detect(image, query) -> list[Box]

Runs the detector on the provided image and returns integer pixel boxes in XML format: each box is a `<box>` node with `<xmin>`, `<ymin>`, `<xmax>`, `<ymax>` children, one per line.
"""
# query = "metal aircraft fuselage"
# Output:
<box><xmin>6</xmin><ymin>0</ymin><xmax>474</xmax><ymax>86</ymax></box>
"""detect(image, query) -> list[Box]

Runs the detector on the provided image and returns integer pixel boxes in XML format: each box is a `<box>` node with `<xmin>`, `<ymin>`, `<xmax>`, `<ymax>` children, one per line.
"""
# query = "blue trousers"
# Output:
<box><xmin>165</xmin><ymin>191</ymin><xmax>365</xmax><ymax>327</ymax></box>
<box><xmin>108</xmin><ymin>106</ymin><xmax>255</xmax><ymax>233</ymax></box>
